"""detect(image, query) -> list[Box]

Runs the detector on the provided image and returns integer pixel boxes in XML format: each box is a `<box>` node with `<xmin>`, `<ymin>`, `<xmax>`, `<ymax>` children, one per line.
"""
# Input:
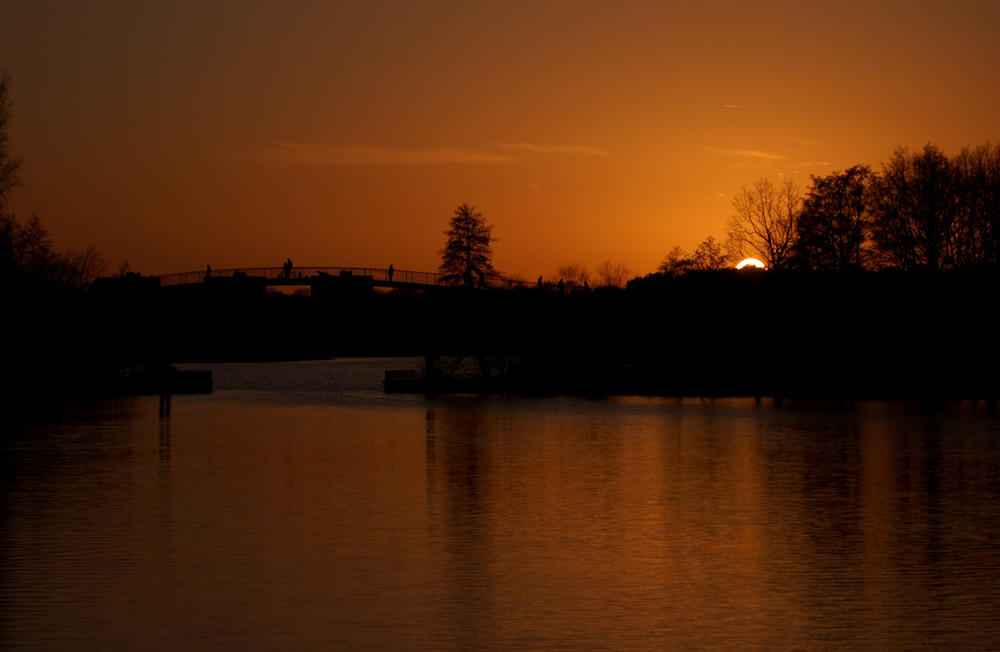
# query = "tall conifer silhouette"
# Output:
<box><xmin>438</xmin><ymin>203</ymin><xmax>497</xmax><ymax>287</ymax></box>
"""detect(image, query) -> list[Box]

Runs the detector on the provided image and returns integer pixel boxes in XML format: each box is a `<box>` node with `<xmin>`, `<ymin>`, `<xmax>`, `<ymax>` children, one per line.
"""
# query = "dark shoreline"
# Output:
<box><xmin>7</xmin><ymin>268</ymin><xmax>1000</xmax><ymax>405</ymax></box>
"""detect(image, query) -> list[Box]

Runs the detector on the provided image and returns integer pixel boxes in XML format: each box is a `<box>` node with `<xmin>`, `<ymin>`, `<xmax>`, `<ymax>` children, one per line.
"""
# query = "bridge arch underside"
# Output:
<box><xmin>204</xmin><ymin>275</ymin><xmax>444</xmax><ymax>297</ymax></box>
<box><xmin>299</xmin><ymin>276</ymin><xmax>444</xmax><ymax>294</ymax></box>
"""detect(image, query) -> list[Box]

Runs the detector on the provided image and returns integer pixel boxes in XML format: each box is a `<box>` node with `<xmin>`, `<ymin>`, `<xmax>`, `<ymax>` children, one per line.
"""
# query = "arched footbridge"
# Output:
<box><xmin>156</xmin><ymin>267</ymin><xmax>530</xmax><ymax>291</ymax></box>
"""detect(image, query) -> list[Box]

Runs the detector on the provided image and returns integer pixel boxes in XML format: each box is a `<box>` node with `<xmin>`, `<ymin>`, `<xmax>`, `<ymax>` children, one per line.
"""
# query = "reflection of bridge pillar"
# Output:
<box><xmin>158</xmin><ymin>394</ymin><xmax>171</xmax><ymax>418</ymax></box>
<box><xmin>159</xmin><ymin>396</ymin><xmax>171</xmax><ymax>464</ymax></box>
<box><xmin>426</xmin><ymin>409</ymin><xmax>436</xmax><ymax>465</ymax></box>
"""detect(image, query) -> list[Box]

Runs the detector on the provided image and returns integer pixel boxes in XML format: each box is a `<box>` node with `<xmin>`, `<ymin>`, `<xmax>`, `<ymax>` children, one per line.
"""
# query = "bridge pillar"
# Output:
<box><xmin>424</xmin><ymin>355</ymin><xmax>439</xmax><ymax>382</ymax></box>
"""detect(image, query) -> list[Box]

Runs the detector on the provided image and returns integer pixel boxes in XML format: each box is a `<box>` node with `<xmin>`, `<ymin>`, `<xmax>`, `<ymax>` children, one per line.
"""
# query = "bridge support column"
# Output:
<box><xmin>424</xmin><ymin>355</ymin><xmax>439</xmax><ymax>382</ymax></box>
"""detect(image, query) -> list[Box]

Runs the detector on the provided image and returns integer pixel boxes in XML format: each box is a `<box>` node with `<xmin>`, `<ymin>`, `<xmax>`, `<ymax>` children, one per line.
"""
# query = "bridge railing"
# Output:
<box><xmin>155</xmin><ymin>267</ymin><xmax>541</xmax><ymax>290</ymax></box>
<box><xmin>156</xmin><ymin>267</ymin><xmax>442</xmax><ymax>287</ymax></box>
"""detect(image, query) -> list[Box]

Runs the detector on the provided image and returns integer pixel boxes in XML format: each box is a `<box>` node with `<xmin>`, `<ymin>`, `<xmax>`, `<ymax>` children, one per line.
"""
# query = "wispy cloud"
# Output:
<box><xmin>249</xmin><ymin>141</ymin><xmax>606</xmax><ymax>166</ymax></box>
<box><xmin>723</xmin><ymin>105</ymin><xmax>741</xmax><ymax>108</ymax></box>
<box><xmin>705</xmin><ymin>148</ymin><xmax>785</xmax><ymax>160</ymax></box>
<box><xmin>499</xmin><ymin>142</ymin><xmax>607</xmax><ymax>156</ymax></box>
<box><xmin>254</xmin><ymin>143</ymin><xmax>512</xmax><ymax>166</ymax></box>
<box><xmin>790</xmin><ymin>137</ymin><xmax>821</xmax><ymax>146</ymax></box>
<box><xmin>796</xmin><ymin>161</ymin><xmax>831</xmax><ymax>167</ymax></box>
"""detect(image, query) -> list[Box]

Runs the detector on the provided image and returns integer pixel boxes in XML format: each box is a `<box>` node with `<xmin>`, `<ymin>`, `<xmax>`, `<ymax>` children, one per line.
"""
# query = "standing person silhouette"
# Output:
<box><xmin>557</xmin><ymin>279</ymin><xmax>565</xmax><ymax>295</ymax></box>
<box><xmin>388</xmin><ymin>264</ymin><xmax>394</xmax><ymax>283</ymax></box>
<box><xmin>205</xmin><ymin>264</ymin><xmax>211</xmax><ymax>279</ymax></box>
<box><xmin>537</xmin><ymin>275</ymin><xmax>543</xmax><ymax>289</ymax></box>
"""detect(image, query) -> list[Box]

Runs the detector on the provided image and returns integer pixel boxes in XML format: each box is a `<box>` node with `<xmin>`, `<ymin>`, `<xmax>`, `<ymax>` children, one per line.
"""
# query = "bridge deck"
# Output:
<box><xmin>156</xmin><ymin>267</ymin><xmax>531</xmax><ymax>290</ymax></box>
<box><xmin>158</xmin><ymin>266</ymin><xmax>436</xmax><ymax>287</ymax></box>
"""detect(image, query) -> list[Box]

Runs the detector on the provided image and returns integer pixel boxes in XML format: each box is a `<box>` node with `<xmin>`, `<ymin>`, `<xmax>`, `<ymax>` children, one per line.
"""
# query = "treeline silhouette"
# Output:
<box><xmin>664</xmin><ymin>142</ymin><xmax>1000</xmax><ymax>275</ymax></box>
<box><xmin>799</xmin><ymin>142</ymin><xmax>1000</xmax><ymax>271</ymax></box>
<box><xmin>6</xmin><ymin>241</ymin><xmax>1000</xmax><ymax>404</ymax></box>
<box><xmin>7</xmin><ymin>203</ymin><xmax>1000</xmax><ymax>405</ymax></box>
<box><xmin>3</xmin><ymin>262</ymin><xmax>980</xmax><ymax>403</ymax></box>
<box><xmin>1</xmin><ymin>213</ymin><xmax>106</xmax><ymax>291</ymax></box>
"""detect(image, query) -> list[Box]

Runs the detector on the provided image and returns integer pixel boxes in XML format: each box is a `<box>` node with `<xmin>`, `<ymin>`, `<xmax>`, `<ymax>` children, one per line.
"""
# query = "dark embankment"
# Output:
<box><xmin>6</xmin><ymin>268</ymin><xmax>999</xmax><ymax>402</ymax></box>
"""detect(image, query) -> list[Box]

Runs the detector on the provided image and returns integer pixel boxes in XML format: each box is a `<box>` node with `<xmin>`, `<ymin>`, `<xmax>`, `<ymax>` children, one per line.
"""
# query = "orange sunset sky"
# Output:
<box><xmin>2</xmin><ymin>0</ymin><xmax>999</xmax><ymax>278</ymax></box>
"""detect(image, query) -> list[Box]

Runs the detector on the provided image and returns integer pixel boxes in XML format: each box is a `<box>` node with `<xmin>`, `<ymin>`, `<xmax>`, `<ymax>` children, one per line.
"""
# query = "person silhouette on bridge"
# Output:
<box><xmin>537</xmin><ymin>275</ymin><xmax>543</xmax><ymax>289</ymax></box>
<box><xmin>205</xmin><ymin>264</ymin><xmax>211</xmax><ymax>279</ymax></box>
<box><xmin>388</xmin><ymin>264</ymin><xmax>394</xmax><ymax>283</ymax></box>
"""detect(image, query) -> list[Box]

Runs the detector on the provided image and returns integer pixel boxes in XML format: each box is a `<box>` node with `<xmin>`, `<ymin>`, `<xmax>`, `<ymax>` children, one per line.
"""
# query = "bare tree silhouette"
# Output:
<box><xmin>870</xmin><ymin>145</ymin><xmax>955</xmax><ymax>270</ymax></box>
<box><xmin>21</xmin><ymin>213</ymin><xmax>51</xmax><ymax>277</ymax></box>
<box><xmin>64</xmin><ymin>245</ymin><xmax>106</xmax><ymax>288</ymax></box>
<box><xmin>658</xmin><ymin>236</ymin><xmax>732</xmax><ymax>275</ymax></box>
<box><xmin>555</xmin><ymin>263</ymin><xmax>591</xmax><ymax>292</ymax></box>
<box><xmin>0</xmin><ymin>70</ymin><xmax>106</xmax><ymax>287</ymax></box>
<box><xmin>0</xmin><ymin>69</ymin><xmax>22</xmax><ymax>214</ymax></box>
<box><xmin>657</xmin><ymin>246</ymin><xmax>692</xmax><ymax>276</ymax></box>
<box><xmin>596</xmin><ymin>260</ymin><xmax>631</xmax><ymax>288</ymax></box>
<box><xmin>2</xmin><ymin>212</ymin><xmax>106</xmax><ymax>288</ymax></box>
<box><xmin>691</xmin><ymin>236</ymin><xmax>732</xmax><ymax>270</ymax></box>
<box><xmin>952</xmin><ymin>142</ymin><xmax>1000</xmax><ymax>268</ymax></box>
<box><xmin>796</xmin><ymin>166</ymin><xmax>873</xmax><ymax>271</ymax></box>
<box><xmin>727</xmin><ymin>177</ymin><xmax>800</xmax><ymax>269</ymax></box>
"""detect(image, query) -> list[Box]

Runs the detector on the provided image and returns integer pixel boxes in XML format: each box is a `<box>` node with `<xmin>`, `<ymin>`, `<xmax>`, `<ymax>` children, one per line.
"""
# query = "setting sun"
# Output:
<box><xmin>736</xmin><ymin>258</ymin><xmax>766</xmax><ymax>270</ymax></box>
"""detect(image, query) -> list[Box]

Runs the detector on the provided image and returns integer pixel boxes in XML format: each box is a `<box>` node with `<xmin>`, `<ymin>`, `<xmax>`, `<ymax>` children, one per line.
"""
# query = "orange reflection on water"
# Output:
<box><xmin>3</xmin><ymin>387</ymin><xmax>1000</xmax><ymax>650</ymax></box>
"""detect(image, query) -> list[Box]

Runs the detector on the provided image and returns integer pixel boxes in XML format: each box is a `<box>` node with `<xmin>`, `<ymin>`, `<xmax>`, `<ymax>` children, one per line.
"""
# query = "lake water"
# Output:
<box><xmin>3</xmin><ymin>358</ymin><xmax>1000</xmax><ymax>650</ymax></box>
